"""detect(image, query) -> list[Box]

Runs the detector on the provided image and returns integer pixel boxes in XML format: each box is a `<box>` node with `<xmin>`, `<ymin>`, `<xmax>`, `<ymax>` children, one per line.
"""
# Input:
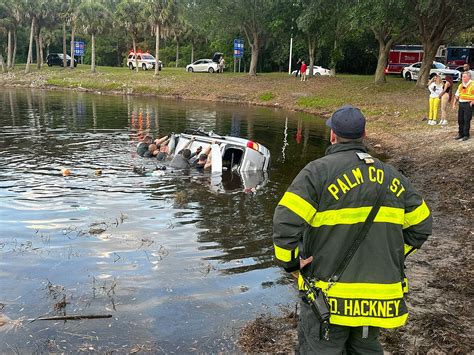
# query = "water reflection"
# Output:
<box><xmin>0</xmin><ymin>88</ymin><xmax>329</xmax><ymax>352</ymax></box>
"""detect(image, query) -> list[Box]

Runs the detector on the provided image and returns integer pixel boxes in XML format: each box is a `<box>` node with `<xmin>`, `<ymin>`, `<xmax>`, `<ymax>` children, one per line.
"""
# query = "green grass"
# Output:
<box><xmin>297</xmin><ymin>96</ymin><xmax>344</xmax><ymax>108</ymax></box>
<box><xmin>259</xmin><ymin>92</ymin><xmax>275</xmax><ymax>101</ymax></box>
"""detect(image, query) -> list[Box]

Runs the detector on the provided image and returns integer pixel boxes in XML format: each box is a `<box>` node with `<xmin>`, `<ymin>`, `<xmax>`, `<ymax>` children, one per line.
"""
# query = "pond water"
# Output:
<box><xmin>0</xmin><ymin>88</ymin><xmax>329</xmax><ymax>353</ymax></box>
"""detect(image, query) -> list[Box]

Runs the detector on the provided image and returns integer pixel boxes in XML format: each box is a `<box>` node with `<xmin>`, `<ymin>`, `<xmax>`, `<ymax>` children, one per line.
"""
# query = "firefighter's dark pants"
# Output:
<box><xmin>458</xmin><ymin>102</ymin><xmax>472</xmax><ymax>138</ymax></box>
<box><xmin>296</xmin><ymin>300</ymin><xmax>383</xmax><ymax>355</ymax></box>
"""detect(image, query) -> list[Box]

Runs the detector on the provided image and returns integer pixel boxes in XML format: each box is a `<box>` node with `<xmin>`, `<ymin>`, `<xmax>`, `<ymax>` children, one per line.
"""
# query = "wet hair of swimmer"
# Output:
<box><xmin>181</xmin><ymin>148</ymin><xmax>191</xmax><ymax>159</ymax></box>
<box><xmin>148</xmin><ymin>144</ymin><xmax>157</xmax><ymax>152</ymax></box>
<box><xmin>144</xmin><ymin>135</ymin><xmax>153</xmax><ymax>144</ymax></box>
<box><xmin>198</xmin><ymin>153</ymin><xmax>208</xmax><ymax>162</ymax></box>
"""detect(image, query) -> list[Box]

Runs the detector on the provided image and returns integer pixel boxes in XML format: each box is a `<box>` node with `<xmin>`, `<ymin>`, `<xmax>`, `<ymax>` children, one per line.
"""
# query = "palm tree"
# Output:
<box><xmin>0</xmin><ymin>0</ymin><xmax>14</xmax><ymax>70</ymax></box>
<box><xmin>68</xmin><ymin>0</ymin><xmax>82</xmax><ymax>69</ymax></box>
<box><xmin>24</xmin><ymin>0</ymin><xmax>39</xmax><ymax>74</ymax></box>
<box><xmin>78</xmin><ymin>0</ymin><xmax>110</xmax><ymax>73</ymax></box>
<box><xmin>143</xmin><ymin>0</ymin><xmax>176</xmax><ymax>76</ymax></box>
<box><xmin>116</xmin><ymin>0</ymin><xmax>146</xmax><ymax>72</ymax></box>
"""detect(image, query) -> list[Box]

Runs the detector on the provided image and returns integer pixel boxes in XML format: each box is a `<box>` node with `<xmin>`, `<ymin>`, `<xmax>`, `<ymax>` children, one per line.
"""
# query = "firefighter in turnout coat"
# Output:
<box><xmin>273</xmin><ymin>105</ymin><xmax>433</xmax><ymax>353</ymax></box>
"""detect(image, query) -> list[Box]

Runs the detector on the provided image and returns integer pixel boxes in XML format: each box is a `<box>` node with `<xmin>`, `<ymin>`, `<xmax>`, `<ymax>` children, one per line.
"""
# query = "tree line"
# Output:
<box><xmin>0</xmin><ymin>0</ymin><xmax>472</xmax><ymax>86</ymax></box>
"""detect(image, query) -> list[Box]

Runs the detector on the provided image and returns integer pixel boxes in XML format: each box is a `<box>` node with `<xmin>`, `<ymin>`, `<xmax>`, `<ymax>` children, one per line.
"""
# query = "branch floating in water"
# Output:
<box><xmin>29</xmin><ymin>314</ymin><xmax>112</xmax><ymax>322</ymax></box>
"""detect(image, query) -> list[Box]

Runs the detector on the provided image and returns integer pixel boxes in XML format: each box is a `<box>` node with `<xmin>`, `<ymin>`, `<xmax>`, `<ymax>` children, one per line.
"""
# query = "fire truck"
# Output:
<box><xmin>437</xmin><ymin>46</ymin><xmax>474</xmax><ymax>69</ymax></box>
<box><xmin>385</xmin><ymin>45</ymin><xmax>424</xmax><ymax>75</ymax></box>
<box><xmin>385</xmin><ymin>45</ymin><xmax>474</xmax><ymax>75</ymax></box>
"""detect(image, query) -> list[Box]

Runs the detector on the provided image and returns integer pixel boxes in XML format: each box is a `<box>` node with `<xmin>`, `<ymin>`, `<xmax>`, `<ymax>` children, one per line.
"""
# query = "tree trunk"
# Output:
<box><xmin>417</xmin><ymin>42</ymin><xmax>440</xmax><ymax>87</ymax></box>
<box><xmin>175</xmin><ymin>39</ymin><xmax>179</xmax><ymax>67</ymax></box>
<box><xmin>70</xmin><ymin>22</ymin><xmax>76</xmax><ymax>69</ymax></box>
<box><xmin>154</xmin><ymin>24</ymin><xmax>160</xmax><ymax>76</ymax></box>
<box><xmin>308</xmin><ymin>36</ymin><xmax>315</xmax><ymax>78</ymax></box>
<box><xmin>12</xmin><ymin>30</ymin><xmax>17</xmax><ymax>68</ymax></box>
<box><xmin>7</xmin><ymin>30</ymin><xmax>12</xmax><ymax>69</ymax></box>
<box><xmin>191</xmin><ymin>42</ymin><xmax>194</xmax><ymax>64</ymax></box>
<box><xmin>329</xmin><ymin>37</ymin><xmax>338</xmax><ymax>77</ymax></box>
<box><xmin>62</xmin><ymin>22</ymin><xmax>67</xmax><ymax>68</ymax></box>
<box><xmin>91</xmin><ymin>33</ymin><xmax>96</xmax><ymax>73</ymax></box>
<box><xmin>35</xmin><ymin>32</ymin><xmax>40</xmax><ymax>68</ymax></box>
<box><xmin>38</xmin><ymin>32</ymin><xmax>44</xmax><ymax>69</ymax></box>
<box><xmin>248</xmin><ymin>31</ymin><xmax>259</xmax><ymax>76</ymax></box>
<box><xmin>374</xmin><ymin>38</ymin><xmax>394</xmax><ymax>85</ymax></box>
<box><xmin>0</xmin><ymin>53</ymin><xmax>5</xmax><ymax>73</ymax></box>
<box><xmin>25</xmin><ymin>17</ymin><xmax>36</xmax><ymax>74</ymax></box>
<box><xmin>133</xmin><ymin>37</ymin><xmax>138</xmax><ymax>72</ymax></box>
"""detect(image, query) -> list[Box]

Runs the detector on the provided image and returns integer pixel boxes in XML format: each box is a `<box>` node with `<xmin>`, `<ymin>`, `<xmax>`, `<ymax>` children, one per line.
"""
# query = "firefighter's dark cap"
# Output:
<box><xmin>326</xmin><ymin>105</ymin><xmax>366</xmax><ymax>139</ymax></box>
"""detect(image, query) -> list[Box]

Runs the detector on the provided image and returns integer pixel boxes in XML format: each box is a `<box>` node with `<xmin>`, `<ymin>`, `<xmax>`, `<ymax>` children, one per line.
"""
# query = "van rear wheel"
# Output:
<box><xmin>128</xmin><ymin>63</ymin><xmax>133</xmax><ymax>70</ymax></box>
<box><xmin>142</xmin><ymin>64</ymin><xmax>147</xmax><ymax>71</ymax></box>
<box><xmin>208</xmin><ymin>67</ymin><xmax>214</xmax><ymax>73</ymax></box>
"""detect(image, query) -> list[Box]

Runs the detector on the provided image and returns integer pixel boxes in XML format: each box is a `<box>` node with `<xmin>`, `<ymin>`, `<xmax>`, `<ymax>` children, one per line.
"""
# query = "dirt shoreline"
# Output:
<box><xmin>1</xmin><ymin>69</ymin><xmax>473</xmax><ymax>353</ymax></box>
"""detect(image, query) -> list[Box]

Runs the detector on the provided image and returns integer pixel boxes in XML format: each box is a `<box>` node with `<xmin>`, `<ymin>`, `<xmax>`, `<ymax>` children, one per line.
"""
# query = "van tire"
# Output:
<box><xmin>188</xmin><ymin>67</ymin><xmax>194</xmax><ymax>72</ymax></box>
<box><xmin>142</xmin><ymin>64</ymin><xmax>147</xmax><ymax>71</ymax></box>
<box><xmin>404</xmin><ymin>72</ymin><xmax>412</xmax><ymax>81</ymax></box>
<box><xmin>129</xmin><ymin>63</ymin><xmax>133</xmax><ymax>70</ymax></box>
<box><xmin>208</xmin><ymin>67</ymin><xmax>214</xmax><ymax>73</ymax></box>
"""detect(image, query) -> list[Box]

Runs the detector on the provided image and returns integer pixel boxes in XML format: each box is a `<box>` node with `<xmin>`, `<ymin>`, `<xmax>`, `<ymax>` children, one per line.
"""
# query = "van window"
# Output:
<box><xmin>222</xmin><ymin>147</ymin><xmax>244</xmax><ymax>170</ymax></box>
<box><xmin>137</xmin><ymin>55</ymin><xmax>142</xmax><ymax>60</ymax></box>
<box><xmin>128</xmin><ymin>55</ymin><xmax>133</xmax><ymax>59</ymax></box>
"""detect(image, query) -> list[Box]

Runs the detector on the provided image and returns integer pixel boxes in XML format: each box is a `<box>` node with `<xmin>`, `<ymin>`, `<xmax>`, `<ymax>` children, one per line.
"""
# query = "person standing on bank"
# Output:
<box><xmin>452</xmin><ymin>71</ymin><xmax>474</xmax><ymax>141</ymax></box>
<box><xmin>273</xmin><ymin>105</ymin><xmax>432</xmax><ymax>353</ymax></box>
<box><xmin>295</xmin><ymin>58</ymin><xmax>302</xmax><ymax>78</ymax></box>
<box><xmin>300</xmin><ymin>61</ymin><xmax>307</xmax><ymax>82</ymax></box>
<box><xmin>427</xmin><ymin>74</ymin><xmax>443</xmax><ymax>125</ymax></box>
<box><xmin>438</xmin><ymin>75</ymin><xmax>453</xmax><ymax>126</ymax></box>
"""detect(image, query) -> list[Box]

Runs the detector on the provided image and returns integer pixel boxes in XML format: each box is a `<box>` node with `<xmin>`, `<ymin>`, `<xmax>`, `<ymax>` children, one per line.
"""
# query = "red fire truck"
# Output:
<box><xmin>385</xmin><ymin>45</ymin><xmax>424</xmax><ymax>75</ymax></box>
<box><xmin>438</xmin><ymin>46</ymin><xmax>474</xmax><ymax>69</ymax></box>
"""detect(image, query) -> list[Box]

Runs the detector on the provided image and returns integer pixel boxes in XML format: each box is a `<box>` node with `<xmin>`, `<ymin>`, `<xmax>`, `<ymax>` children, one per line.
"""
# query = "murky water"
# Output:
<box><xmin>0</xmin><ymin>89</ymin><xmax>329</xmax><ymax>353</ymax></box>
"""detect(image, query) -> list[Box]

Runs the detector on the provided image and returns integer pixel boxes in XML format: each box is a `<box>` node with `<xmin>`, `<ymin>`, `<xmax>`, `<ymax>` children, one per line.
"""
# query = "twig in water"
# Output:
<box><xmin>28</xmin><ymin>314</ymin><xmax>112</xmax><ymax>322</ymax></box>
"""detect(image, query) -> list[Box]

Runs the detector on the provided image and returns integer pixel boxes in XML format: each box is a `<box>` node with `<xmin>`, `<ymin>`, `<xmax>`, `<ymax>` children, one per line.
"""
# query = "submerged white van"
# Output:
<box><xmin>169</xmin><ymin>130</ymin><xmax>271</xmax><ymax>173</ymax></box>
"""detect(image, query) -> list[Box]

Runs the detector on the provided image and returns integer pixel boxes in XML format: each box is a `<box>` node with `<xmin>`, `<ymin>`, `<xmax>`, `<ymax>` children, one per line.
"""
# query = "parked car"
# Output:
<box><xmin>291</xmin><ymin>65</ymin><xmax>331</xmax><ymax>76</ymax></box>
<box><xmin>46</xmin><ymin>53</ymin><xmax>77</xmax><ymax>67</ymax></box>
<box><xmin>169</xmin><ymin>130</ymin><xmax>270</xmax><ymax>172</ymax></box>
<box><xmin>402</xmin><ymin>61</ymin><xmax>460</xmax><ymax>82</ymax></box>
<box><xmin>186</xmin><ymin>59</ymin><xmax>219</xmax><ymax>73</ymax></box>
<box><xmin>127</xmin><ymin>52</ymin><xmax>162</xmax><ymax>71</ymax></box>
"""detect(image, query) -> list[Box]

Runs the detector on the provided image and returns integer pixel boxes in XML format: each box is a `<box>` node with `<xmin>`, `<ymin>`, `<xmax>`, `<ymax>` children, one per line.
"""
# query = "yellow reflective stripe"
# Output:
<box><xmin>278</xmin><ymin>191</ymin><xmax>317</xmax><ymax>225</ymax></box>
<box><xmin>404</xmin><ymin>243</ymin><xmax>417</xmax><ymax>256</ymax></box>
<box><xmin>312</xmin><ymin>206</ymin><xmax>404</xmax><ymax>227</ymax></box>
<box><xmin>330</xmin><ymin>313</ymin><xmax>408</xmax><ymax>328</ymax></box>
<box><xmin>313</xmin><ymin>281</ymin><xmax>404</xmax><ymax>300</ymax></box>
<box><xmin>404</xmin><ymin>200</ymin><xmax>430</xmax><ymax>229</ymax></box>
<box><xmin>274</xmin><ymin>244</ymin><xmax>298</xmax><ymax>263</ymax></box>
<box><xmin>298</xmin><ymin>273</ymin><xmax>306</xmax><ymax>290</ymax></box>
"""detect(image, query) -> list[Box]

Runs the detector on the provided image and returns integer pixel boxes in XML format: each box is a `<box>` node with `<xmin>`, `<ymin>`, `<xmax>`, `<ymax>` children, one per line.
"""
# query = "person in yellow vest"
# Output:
<box><xmin>273</xmin><ymin>105</ymin><xmax>432</xmax><ymax>353</ymax></box>
<box><xmin>452</xmin><ymin>71</ymin><xmax>474</xmax><ymax>141</ymax></box>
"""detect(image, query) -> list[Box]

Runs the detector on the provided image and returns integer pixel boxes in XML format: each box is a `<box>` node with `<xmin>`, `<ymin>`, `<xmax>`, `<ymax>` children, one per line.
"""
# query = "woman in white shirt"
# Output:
<box><xmin>427</xmin><ymin>74</ymin><xmax>444</xmax><ymax>125</ymax></box>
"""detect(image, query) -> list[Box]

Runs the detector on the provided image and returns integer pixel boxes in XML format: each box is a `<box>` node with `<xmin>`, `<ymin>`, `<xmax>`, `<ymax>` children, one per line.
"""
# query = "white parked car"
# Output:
<box><xmin>186</xmin><ymin>59</ymin><xmax>219</xmax><ymax>73</ymax></box>
<box><xmin>402</xmin><ymin>61</ymin><xmax>460</xmax><ymax>82</ymax></box>
<box><xmin>169</xmin><ymin>130</ymin><xmax>270</xmax><ymax>172</ymax></box>
<box><xmin>291</xmin><ymin>65</ymin><xmax>331</xmax><ymax>76</ymax></box>
<box><xmin>127</xmin><ymin>52</ymin><xmax>162</xmax><ymax>71</ymax></box>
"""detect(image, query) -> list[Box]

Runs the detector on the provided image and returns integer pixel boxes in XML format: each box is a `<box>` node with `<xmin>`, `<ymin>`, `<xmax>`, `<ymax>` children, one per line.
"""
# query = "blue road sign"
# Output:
<box><xmin>233</xmin><ymin>39</ymin><xmax>244</xmax><ymax>58</ymax></box>
<box><xmin>74</xmin><ymin>41</ymin><xmax>85</xmax><ymax>56</ymax></box>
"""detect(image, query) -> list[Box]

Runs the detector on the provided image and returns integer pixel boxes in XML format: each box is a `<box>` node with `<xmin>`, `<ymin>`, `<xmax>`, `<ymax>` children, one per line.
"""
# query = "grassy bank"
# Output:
<box><xmin>1</xmin><ymin>64</ymin><xmax>426</xmax><ymax>125</ymax></box>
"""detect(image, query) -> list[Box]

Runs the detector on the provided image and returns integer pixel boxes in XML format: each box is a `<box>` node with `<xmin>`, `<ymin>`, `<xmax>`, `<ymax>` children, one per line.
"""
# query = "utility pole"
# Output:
<box><xmin>288</xmin><ymin>26</ymin><xmax>293</xmax><ymax>75</ymax></box>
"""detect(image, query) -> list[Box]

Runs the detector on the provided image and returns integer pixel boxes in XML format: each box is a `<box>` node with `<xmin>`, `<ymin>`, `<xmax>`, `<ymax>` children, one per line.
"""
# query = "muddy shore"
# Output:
<box><xmin>1</xmin><ymin>66</ymin><xmax>473</xmax><ymax>353</ymax></box>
